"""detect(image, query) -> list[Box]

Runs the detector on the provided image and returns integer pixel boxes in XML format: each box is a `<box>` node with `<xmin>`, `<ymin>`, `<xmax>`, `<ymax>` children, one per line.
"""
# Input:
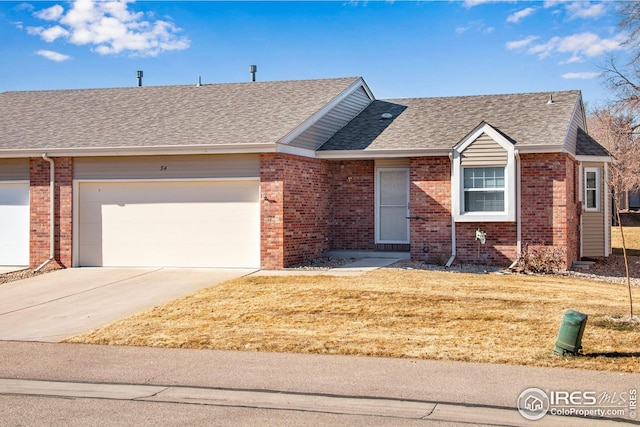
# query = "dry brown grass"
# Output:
<box><xmin>612</xmin><ymin>226</ymin><xmax>640</xmax><ymax>255</ymax></box>
<box><xmin>65</xmin><ymin>269</ymin><xmax>640</xmax><ymax>373</ymax></box>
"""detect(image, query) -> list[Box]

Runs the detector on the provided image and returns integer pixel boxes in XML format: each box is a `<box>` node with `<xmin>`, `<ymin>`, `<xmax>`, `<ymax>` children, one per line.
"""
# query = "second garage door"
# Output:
<box><xmin>0</xmin><ymin>182</ymin><xmax>30</xmax><ymax>266</ymax></box>
<box><xmin>77</xmin><ymin>180</ymin><xmax>260</xmax><ymax>268</ymax></box>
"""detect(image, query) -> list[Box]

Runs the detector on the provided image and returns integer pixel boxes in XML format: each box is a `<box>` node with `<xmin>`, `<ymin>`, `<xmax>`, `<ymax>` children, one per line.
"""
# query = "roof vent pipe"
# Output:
<box><xmin>136</xmin><ymin>70</ymin><xmax>143</xmax><ymax>87</ymax></box>
<box><xmin>249</xmin><ymin>65</ymin><xmax>257</xmax><ymax>82</ymax></box>
<box><xmin>547</xmin><ymin>94</ymin><xmax>555</xmax><ymax>105</ymax></box>
<box><xmin>196</xmin><ymin>76</ymin><xmax>203</xmax><ymax>87</ymax></box>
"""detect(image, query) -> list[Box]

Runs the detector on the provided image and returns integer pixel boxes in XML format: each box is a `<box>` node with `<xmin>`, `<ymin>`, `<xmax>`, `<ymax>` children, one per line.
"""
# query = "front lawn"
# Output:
<box><xmin>65</xmin><ymin>269</ymin><xmax>639</xmax><ymax>373</ymax></box>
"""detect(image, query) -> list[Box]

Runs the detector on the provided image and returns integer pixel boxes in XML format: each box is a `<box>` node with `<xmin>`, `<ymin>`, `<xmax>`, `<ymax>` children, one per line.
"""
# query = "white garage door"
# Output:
<box><xmin>77</xmin><ymin>180</ymin><xmax>260</xmax><ymax>268</ymax></box>
<box><xmin>0</xmin><ymin>182</ymin><xmax>30</xmax><ymax>266</ymax></box>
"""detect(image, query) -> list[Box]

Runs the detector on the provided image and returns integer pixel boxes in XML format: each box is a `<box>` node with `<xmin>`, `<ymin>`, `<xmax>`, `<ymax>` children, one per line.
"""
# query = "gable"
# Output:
<box><xmin>460</xmin><ymin>133</ymin><xmax>508</xmax><ymax>166</ymax></box>
<box><xmin>287</xmin><ymin>86</ymin><xmax>372</xmax><ymax>151</ymax></box>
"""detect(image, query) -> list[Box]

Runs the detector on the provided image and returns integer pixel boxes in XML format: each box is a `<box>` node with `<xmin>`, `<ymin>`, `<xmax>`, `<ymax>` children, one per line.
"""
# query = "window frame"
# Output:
<box><xmin>462</xmin><ymin>166</ymin><xmax>506</xmax><ymax>213</ymax></box>
<box><xmin>584</xmin><ymin>167</ymin><xmax>600</xmax><ymax>212</ymax></box>
<box><xmin>452</xmin><ymin>124</ymin><xmax>516</xmax><ymax>223</ymax></box>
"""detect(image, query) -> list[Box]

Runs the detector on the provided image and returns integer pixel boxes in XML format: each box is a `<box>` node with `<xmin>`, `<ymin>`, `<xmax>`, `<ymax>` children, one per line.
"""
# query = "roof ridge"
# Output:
<box><xmin>1</xmin><ymin>76</ymin><xmax>362</xmax><ymax>95</ymax></box>
<box><xmin>385</xmin><ymin>89</ymin><xmax>581</xmax><ymax>103</ymax></box>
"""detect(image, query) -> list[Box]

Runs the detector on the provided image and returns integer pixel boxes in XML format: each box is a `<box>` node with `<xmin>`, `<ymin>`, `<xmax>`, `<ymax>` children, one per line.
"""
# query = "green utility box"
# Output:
<box><xmin>553</xmin><ymin>309</ymin><xmax>588</xmax><ymax>356</ymax></box>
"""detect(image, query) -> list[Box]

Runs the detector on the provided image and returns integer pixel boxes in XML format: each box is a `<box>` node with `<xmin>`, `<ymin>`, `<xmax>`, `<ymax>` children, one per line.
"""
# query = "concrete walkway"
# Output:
<box><xmin>0</xmin><ymin>342</ymin><xmax>636</xmax><ymax>426</ymax></box>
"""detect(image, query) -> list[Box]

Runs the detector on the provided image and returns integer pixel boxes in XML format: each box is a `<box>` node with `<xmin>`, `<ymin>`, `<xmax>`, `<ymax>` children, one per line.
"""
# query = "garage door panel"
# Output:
<box><xmin>78</xmin><ymin>180</ymin><xmax>260</xmax><ymax>268</ymax></box>
<box><xmin>0</xmin><ymin>182</ymin><xmax>29</xmax><ymax>266</ymax></box>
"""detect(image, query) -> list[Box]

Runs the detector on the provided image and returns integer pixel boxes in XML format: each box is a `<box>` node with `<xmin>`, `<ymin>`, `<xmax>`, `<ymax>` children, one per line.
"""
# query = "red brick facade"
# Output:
<box><xmin>24</xmin><ymin>152</ymin><xmax>581</xmax><ymax>271</ymax></box>
<box><xmin>329</xmin><ymin>160</ymin><xmax>375</xmax><ymax>251</ymax></box>
<box><xmin>520</xmin><ymin>152</ymin><xmax>580</xmax><ymax>267</ymax></box>
<box><xmin>29</xmin><ymin>156</ymin><xmax>73</xmax><ymax>270</ymax></box>
<box><xmin>409</xmin><ymin>157</ymin><xmax>452</xmax><ymax>264</ymax></box>
<box><xmin>260</xmin><ymin>153</ymin><xmax>333</xmax><ymax>269</ymax></box>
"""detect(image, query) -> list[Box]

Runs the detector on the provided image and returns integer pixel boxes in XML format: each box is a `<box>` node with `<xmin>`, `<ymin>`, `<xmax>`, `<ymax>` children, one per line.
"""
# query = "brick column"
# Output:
<box><xmin>30</xmin><ymin>156</ymin><xmax>73</xmax><ymax>269</ymax></box>
<box><xmin>410</xmin><ymin>157</ymin><xmax>452</xmax><ymax>264</ymax></box>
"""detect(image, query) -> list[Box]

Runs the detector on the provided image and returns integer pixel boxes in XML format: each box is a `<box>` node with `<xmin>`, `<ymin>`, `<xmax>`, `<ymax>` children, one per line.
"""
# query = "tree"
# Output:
<box><xmin>588</xmin><ymin>107</ymin><xmax>639</xmax><ymax>319</ymax></box>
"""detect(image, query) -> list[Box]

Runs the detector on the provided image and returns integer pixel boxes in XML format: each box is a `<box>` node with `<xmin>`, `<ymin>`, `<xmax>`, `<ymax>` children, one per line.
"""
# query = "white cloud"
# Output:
<box><xmin>34</xmin><ymin>4</ymin><xmax>64</xmax><ymax>21</ymax></box>
<box><xmin>507</xmin><ymin>7</ymin><xmax>535</xmax><ymax>24</ymax></box>
<box><xmin>562</xmin><ymin>71</ymin><xmax>601</xmax><ymax>79</ymax></box>
<box><xmin>41</xmin><ymin>25</ymin><xmax>70</xmax><ymax>42</ymax></box>
<box><xmin>36</xmin><ymin>49</ymin><xmax>71</xmax><ymax>62</ymax></box>
<box><xmin>456</xmin><ymin>20</ymin><xmax>494</xmax><ymax>34</ymax></box>
<box><xmin>506</xmin><ymin>32</ymin><xmax>625</xmax><ymax>62</ymax></box>
<box><xmin>565</xmin><ymin>1</ymin><xmax>606</xmax><ymax>19</ymax></box>
<box><xmin>27</xmin><ymin>0</ymin><xmax>190</xmax><ymax>57</ymax></box>
<box><xmin>505</xmin><ymin>36</ymin><xmax>538</xmax><ymax>50</ymax></box>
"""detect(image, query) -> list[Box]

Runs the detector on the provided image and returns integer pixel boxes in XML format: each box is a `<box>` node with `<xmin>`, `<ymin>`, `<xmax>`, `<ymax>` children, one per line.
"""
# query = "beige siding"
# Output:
<box><xmin>582</xmin><ymin>162</ymin><xmax>606</xmax><ymax>257</ymax></box>
<box><xmin>375</xmin><ymin>158</ymin><xmax>410</xmax><ymax>168</ymax></box>
<box><xmin>565</xmin><ymin>99</ymin><xmax>585</xmax><ymax>155</ymax></box>
<box><xmin>0</xmin><ymin>159</ymin><xmax>29</xmax><ymax>181</ymax></box>
<box><xmin>289</xmin><ymin>87</ymin><xmax>371</xmax><ymax>150</ymax></box>
<box><xmin>460</xmin><ymin>133</ymin><xmax>507</xmax><ymax>166</ymax></box>
<box><xmin>74</xmin><ymin>154</ymin><xmax>259</xmax><ymax>180</ymax></box>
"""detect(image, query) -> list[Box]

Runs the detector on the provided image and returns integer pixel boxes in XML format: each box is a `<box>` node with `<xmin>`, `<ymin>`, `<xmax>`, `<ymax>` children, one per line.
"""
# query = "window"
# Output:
<box><xmin>463</xmin><ymin>167</ymin><xmax>505</xmax><ymax>212</ymax></box>
<box><xmin>584</xmin><ymin>167</ymin><xmax>600</xmax><ymax>211</ymax></box>
<box><xmin>451</xmin><ymin>123</ymin><xmax>516</xmax><ymax>222</ymax></box>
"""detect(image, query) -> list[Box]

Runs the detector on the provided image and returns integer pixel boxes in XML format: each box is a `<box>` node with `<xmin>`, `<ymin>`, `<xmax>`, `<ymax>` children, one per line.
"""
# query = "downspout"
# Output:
<box><xmin>446</xmin><ymin>151</ymin><xmax>456</xmax><ymax>268</ymax></box>
<box><xmin>35</xmin><ymin>154</ymin><xmax>55</xmax><ymax>272</ymax></box>
<box><xmin>508</xmin><ymin>150</ymin><xmax>521</xmax><ymax>269</ymax></box>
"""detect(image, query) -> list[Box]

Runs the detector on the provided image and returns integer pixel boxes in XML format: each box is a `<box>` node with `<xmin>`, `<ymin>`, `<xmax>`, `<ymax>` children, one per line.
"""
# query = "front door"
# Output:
<box><xmin>376</xmin><ymin>168</ymin><xmax>410</xmax><ymax>243</ymax></box>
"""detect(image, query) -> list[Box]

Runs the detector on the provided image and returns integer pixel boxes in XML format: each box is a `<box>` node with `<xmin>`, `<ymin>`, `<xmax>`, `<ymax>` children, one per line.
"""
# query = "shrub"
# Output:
<box><xmin>514</xmin><ymin>244</ymin><xmax>566</xmax><ymax>274</ymax></box>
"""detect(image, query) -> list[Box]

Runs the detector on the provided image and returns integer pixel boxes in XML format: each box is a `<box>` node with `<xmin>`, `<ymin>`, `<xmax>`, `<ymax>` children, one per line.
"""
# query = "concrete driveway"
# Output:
<box><xmin>0</xmin><ymin>268</ymin><xmax>255</xmax><ymax>342</ymax></box>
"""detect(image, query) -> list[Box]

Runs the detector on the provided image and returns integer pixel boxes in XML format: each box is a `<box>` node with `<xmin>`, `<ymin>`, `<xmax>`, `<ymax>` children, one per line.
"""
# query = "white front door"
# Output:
<box><xmin>376</xmin><ymin>168</ymin><xmax>410</xmax><ymax>243</ymax></box>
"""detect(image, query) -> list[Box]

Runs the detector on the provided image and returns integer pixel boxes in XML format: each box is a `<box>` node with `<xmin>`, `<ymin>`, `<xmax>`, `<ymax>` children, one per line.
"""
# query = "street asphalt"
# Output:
<box><xmin>0</xmin><ymin>261</ymin><xmax>638</xmax><ymax>425</ymax></box>
<box><xmin>0</xmin><ymin>341</ymin><xmax>638</xmax><ymax>426</ymax></box>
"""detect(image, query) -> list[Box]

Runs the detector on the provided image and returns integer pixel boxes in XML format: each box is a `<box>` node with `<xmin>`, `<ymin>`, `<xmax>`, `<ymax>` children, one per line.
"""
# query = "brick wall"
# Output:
<box><xmin>329</xmin><ymin>160</ymin><xmax>375</xmax><ymax>250</ymax></box>
<box><xmin>409</xmin><ymin>157</ymin><xmax>452</xmax><ymax>263</ymax></box>
<box><xmin>30</xmin><ymin>157</ymin><xmax>73</xmax><ymax>269</ymax></box>
<box><xmin>260</xmin><ymin>153</ymin><xmax>333</xmax><ymax>269</ymax></box>
<box><xmin>455</xmin><ymin>222</ymin><xmax>517</xmax><ymax>265</ymax></box>
<box><xmin>520</xmin><ymin>152</ymin><xmax>579</xmax><ymax>268</ymax></box>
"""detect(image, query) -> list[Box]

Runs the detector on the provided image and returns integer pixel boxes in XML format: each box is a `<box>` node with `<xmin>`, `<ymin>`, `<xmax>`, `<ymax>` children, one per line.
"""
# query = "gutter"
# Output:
<box><xmin>508</xmin><ymin>150</ymin><xmax>522</xmax><ymax>269</ymax></box>
<box><xmin>446</xmin><ymin>151</ymin><xmax>456</xmax><ymax>268</ymax></box>
<box><xmin>35</xmin><ymin>153</ymin><xmax>55</xmax><ymax>272</ymax></box>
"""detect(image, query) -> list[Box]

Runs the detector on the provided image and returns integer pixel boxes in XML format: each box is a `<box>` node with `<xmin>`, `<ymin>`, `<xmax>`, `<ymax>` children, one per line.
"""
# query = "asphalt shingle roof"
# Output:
<box><xmin>576</xmin><ymin>128</ymin><xmax>610</xmax><ymax>156</ymax></box>
<box><xmin>320</xmin><ymin>90</ymin><xmax>582</xmax><ymax>151</ymax></box>
<box><xmin>0</xmin><ymin>77</ymin><xmax>360</xmax><ymax>152</ymax></box>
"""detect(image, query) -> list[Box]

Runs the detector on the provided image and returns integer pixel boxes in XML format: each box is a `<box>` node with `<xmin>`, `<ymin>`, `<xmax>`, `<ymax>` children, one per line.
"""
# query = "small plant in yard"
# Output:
<box><xmin>514</xmin><ymin>244</ymin><xmax>566</xmax><ymax>274</ymax></box>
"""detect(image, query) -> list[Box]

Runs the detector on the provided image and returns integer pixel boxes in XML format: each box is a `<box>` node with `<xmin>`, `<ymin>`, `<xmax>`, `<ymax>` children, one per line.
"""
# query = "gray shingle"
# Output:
<box><xmin>576</xmin><ymin>128</ymin><xmax>610</xmax><ymax>156</ymax></box>
<box><xmin>0</xmin><ymin>77</ymin><xmax>360</xmax><ymax>152</ymax></box>
<box><xmin>320</xmin><ymin>90</ymin><xmax>582</xmax><ymax>151</ymax></box>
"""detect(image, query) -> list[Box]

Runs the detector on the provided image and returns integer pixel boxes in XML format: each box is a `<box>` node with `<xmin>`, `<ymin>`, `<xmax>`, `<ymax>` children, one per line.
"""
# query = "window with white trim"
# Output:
<box><xmin>584</xmin><ymin>167</ymin><xmax>600</xmax><ymax>211</ymax></box>
<box><xmin>463</xmin><ymin>167</ymin><xmax>505</xmax><ymax>212</ymax></box>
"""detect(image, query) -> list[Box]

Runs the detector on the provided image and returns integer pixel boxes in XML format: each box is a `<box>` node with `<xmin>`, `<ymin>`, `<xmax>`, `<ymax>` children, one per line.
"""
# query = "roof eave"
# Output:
<box><xmin>0</xmin><ymin>143</ymin><xmax>277</xmax><ymax>158</ymax></box>
<box><xmin>316</xmin><ymin>148</ymin><xmax>452</xmax><ymax>159</ymax></box>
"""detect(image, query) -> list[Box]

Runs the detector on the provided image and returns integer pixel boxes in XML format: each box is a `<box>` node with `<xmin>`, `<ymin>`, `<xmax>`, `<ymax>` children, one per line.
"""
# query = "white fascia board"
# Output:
<box><xmin>575</xmin><ymin>155</ymin><xmax>612</xmax><ymax>163</ymax></box>
<box><xmin>278</xmin><ymin>78</ymin><xmax>374</xmax><ymax>146</ymax></box>
<box><xmin>276</xmin><ymin>143</ymin><xmax>317</xmax><ymax>158</ymax></box>
<box><xmin>0</xmin><ymin>144</ymin><xmax>277</xmax><ymax>158</ymax></box>
<box><xmin>316</xmin><ymin>148</ymin><xmax>452</xmax><ymax>159</ymax></box>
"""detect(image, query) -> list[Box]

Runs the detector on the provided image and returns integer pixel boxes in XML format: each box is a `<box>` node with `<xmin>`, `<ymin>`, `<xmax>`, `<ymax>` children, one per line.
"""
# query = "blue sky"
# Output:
<box><xmin>0</xmin><ymin>1</ymin><xmax>631</xmax><ymax>107</ymax></box>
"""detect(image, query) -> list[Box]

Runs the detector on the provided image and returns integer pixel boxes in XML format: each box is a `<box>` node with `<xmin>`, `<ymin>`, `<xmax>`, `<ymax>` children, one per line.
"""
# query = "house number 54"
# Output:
<box><xmin>160</xmin><ymin>165</ymin><xmax>167</xmax><ymax>171</ymax></box>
